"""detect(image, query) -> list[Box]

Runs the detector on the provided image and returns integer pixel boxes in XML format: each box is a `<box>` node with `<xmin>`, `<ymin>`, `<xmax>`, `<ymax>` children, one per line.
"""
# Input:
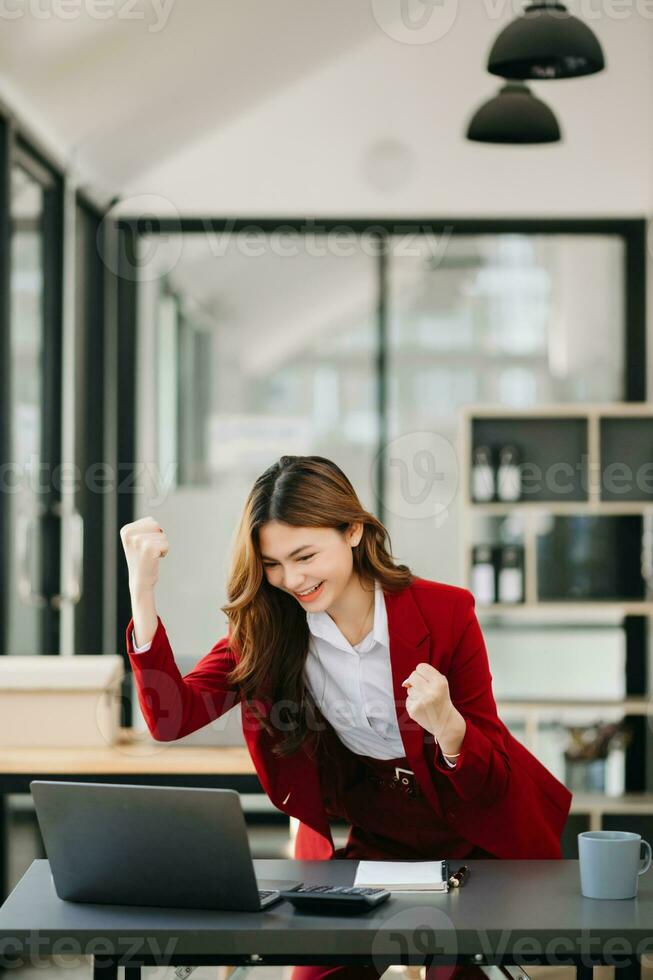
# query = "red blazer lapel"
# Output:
<box><xmin>384</xmin><ymin>585</ymin><xmax>443</xmax><ymax>812</ymax></box>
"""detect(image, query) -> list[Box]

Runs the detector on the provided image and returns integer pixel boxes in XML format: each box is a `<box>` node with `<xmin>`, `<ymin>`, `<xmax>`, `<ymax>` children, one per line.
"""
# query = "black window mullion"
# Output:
<box><xmin>73</xmin><ymin>196</ymin><xmax>106</xmax><ymax>655</ymax></box>
<box><xmin>38</xmin><ymin>176</ymin><xmax>64</xmax><ymax>655</ymax></box>
<box><xmin>115</xmin><ymin>221</ymin><xmax>138</xmax><ymax>722</ymax></box>
<box><xmin>624</xmin><ymin>220</ymin><xmax>647</xmax><ymax>402</ymax></box>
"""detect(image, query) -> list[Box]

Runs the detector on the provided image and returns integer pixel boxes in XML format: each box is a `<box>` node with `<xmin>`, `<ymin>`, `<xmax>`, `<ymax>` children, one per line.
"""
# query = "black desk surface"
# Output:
<box><xmin>2</xmin><ymin>860</ymin><xmax>653</xmax><ymax>961</ymax></box>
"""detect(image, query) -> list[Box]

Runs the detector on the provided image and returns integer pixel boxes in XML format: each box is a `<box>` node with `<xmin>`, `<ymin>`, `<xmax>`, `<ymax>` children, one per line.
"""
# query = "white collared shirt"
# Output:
<box><xmin>304</xmin><ymin>579</ymin><xmax>455</xmax><ymax>765</ymax></box>
<box><xmin>131</xmin><ymin>580</ymin><xmax>455</xmax><ymax>766</ymax></box>
<box><xmin>303</xmin><ymin>578</ymin><xmax>404</xmax><ymax>758</ymax></box>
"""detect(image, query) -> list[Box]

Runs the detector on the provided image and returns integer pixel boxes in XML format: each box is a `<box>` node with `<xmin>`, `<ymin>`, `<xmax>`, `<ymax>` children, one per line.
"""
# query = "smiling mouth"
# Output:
<box><xmin>294</xmin><ymin>581</ymin><xmax>325</xmax><ymax>598</ymax></box>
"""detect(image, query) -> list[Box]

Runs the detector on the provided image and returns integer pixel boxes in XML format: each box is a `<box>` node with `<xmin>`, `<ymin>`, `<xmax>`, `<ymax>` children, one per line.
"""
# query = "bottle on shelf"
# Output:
<box><xmin>497</xmin><ymin>544</ymin><xmax>524</xmax><ymax>603</ymax></box>
<box><xmin>471</xmin><ymin>445</ymin><xmax>495</xmax><ymax>502</ymax></box>
<box><xmin>470</xmin><ymin>544</ymin><xmax>496</xmax><ymax>604</ymax></box>
<box><xmin>496</xmin><ymin>444</ymin><xmax>521</xmax><ymax>502</ymax></box>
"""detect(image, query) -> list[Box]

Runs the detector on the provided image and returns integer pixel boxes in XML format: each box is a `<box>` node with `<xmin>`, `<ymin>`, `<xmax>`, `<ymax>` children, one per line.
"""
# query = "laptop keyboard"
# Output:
<box><xmin>258</xmin><ymin>889</ymin><xmax>275</xmax><ymax>899</ymax></box>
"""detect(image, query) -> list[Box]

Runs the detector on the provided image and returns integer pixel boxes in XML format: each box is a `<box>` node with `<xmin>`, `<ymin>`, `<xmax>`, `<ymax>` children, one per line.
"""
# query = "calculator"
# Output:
<box><xmin>279</xmin><ymin>884</ymin><xmax>391</xmax><ymax>914</ymax></box>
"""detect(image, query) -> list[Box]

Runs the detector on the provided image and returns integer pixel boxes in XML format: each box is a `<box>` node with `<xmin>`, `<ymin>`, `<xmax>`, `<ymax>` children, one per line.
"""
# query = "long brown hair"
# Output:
<box><xmin>222</xmin><ymin>455</ymin><xmax>412</xmax><ymax>757</ymax></box>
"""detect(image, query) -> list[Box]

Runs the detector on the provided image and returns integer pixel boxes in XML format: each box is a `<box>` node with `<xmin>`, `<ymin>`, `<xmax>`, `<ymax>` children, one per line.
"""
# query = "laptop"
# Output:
<box><xmin>30</xmin><ymin>780</ymin><xmax>302</xmax><ymax>911</ymax></box>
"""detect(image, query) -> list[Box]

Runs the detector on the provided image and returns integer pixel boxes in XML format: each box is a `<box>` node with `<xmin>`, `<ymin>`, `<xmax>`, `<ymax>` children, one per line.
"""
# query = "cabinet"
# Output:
<box><xmin>461</xmin><ymin>403</ymin><xmax>653</xmax><ymax>613</ymax></box>
<box><xmin>460</xmin><ymin>403</ymin><xmax>653</xmax><ymax>836</ymax></box>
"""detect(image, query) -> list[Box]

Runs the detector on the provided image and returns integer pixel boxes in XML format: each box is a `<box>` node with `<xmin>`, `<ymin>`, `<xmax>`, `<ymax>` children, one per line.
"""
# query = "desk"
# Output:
<box><xmin>0</xmin><ymin>860</ymin><xmax>650</xmax><ymax>980</ymax></box>
<box><xmin>0</xmin><ymin>735</ymin><xmax>259</xmax><ymax>902</ymax></box>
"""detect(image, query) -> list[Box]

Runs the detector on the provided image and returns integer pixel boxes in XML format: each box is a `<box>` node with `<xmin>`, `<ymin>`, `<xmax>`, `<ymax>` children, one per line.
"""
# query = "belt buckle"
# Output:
<box><xmin>394</xmin><ymin>766</ymin><xmax>417</xmax><ymax>796</ymax></box>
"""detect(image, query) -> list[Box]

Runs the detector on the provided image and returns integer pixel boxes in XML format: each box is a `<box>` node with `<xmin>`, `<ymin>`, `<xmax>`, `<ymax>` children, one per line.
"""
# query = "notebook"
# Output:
<box><xmin>353</xmin><ymin>860</ymin><xmax>450</xmax><ymax>892</ymax></box>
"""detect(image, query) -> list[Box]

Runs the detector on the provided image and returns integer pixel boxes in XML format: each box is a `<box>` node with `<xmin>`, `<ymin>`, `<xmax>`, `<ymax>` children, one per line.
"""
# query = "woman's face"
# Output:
<box><xmin>258</xmin><ymin>520</ymin><xmax>362</xmax><ymax>611</ymax></box>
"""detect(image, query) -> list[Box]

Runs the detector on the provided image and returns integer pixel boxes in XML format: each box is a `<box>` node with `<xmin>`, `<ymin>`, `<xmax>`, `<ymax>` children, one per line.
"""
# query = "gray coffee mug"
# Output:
<box><xmin>578</xmin><ymin>831</ymin><xmax>652</xmax><ymax>899</ymax></box>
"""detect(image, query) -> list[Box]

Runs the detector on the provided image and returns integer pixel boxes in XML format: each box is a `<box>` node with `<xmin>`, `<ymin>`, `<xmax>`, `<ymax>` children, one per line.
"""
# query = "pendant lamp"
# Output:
<box><xmin>488</xmin><ymin>1</ymin><xmax>605</xmax><ymax>80</ymax></box>
<box><xmin>466</xmin><ymin>81</ymin><xmax>561</xmax><ymax>144</ymax></box>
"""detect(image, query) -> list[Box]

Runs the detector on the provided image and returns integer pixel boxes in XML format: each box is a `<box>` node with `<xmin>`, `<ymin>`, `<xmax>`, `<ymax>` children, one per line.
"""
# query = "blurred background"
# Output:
<box><xmin>1</xmin><ymin>2</ymin><xmax>653</xmax><ymax>978</ymax></box>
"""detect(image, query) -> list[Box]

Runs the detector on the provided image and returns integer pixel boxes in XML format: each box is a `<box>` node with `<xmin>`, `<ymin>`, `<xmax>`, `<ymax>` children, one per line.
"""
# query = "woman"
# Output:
<box><xmin>121</xmin><ymin>455</ymin><xmax>572</xmax><ymax>980</ymax></box>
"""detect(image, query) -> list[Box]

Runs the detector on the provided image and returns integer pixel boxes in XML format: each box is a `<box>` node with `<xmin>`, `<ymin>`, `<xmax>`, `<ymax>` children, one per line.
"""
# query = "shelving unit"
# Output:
<box><xmin>571</xmin><ymin>793</ymin><xmax>653</xmax><ymax>831</ymax></box>
<box><xmin>460</xmin><ymin>403</ymin><xmax>653</xmax><ymax>611</ymax></box>
<box><xmin>478</xmin><ymin>601</ymin><xmax>653</xmax><ymax>615</ymax></box>
<box><xmin>497</xmin><ymin>699</ymin><xmax>651</xmax><ymax>714</ymax></box>
<box><xmin>460</xmin><ymin>403</ymin><xmax>653</xmax><ymax>832</ymax></box>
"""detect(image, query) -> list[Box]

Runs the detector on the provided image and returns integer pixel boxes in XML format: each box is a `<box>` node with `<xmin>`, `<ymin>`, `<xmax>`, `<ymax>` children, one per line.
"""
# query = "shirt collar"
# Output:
<box><xmin>306</xmin><ymin>579</ymin><xmax>388</xmax><ymax>653</ymax></box>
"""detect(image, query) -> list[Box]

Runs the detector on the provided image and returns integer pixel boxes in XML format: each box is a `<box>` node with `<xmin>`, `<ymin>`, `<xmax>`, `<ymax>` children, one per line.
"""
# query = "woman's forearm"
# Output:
<box><xmin>437</xmin><ymin>704</ymin><xmax>467</xmax><ymax>757</ymax></box>
<box><xmin>130</xmin><ymin>586</ymin><xmax>158</xmax><ymax>647</ymax></box>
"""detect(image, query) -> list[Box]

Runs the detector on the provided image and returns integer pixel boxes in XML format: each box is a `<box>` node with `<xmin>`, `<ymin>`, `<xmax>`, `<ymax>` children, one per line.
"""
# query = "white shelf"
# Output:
<box><xmin>462</xmin><ymin>401</ymin><xmax>653</xmax><ymax>418</ymax></box>
<box><xmin>477</xmin><ymin>602</ymin><xmax>653</xmax><ymax>616</ymax></box>
<box><xmin>571</xmin><ymin>793</ymin><xmax>653</xmax><ymax>829</ymax></box>
<box><xmin>497</xmin><ymin>698</ymin><xmax>650</xmax><ymax>715</ymax></box>
<box><xmin>468</xmin><ymin>501</ymin><xmax>653</xmax><ymax>515</ymax></box>
<box><xmin>572</xmin><ymin>792</ymin><xmax>653</xmax><ymax>812</ymax></box>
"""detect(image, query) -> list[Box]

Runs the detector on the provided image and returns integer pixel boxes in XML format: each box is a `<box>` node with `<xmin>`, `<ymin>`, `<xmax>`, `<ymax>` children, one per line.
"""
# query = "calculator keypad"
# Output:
<box><xmin>295</xmin><ymin>886</ymin><xmax>386</xmax><ymax>896</ymax></box>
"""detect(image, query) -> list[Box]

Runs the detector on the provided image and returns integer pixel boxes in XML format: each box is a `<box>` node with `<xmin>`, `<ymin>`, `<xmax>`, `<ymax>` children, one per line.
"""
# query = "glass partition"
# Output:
<box><xmin>385</xmin><ymin>233</ymin><xmax>626</xmax><ymax>583</ymax></box>
<box><xmin>138</xmin><ymin>231</ymin><xmax>379</xmax><ymax>656</ymax></box>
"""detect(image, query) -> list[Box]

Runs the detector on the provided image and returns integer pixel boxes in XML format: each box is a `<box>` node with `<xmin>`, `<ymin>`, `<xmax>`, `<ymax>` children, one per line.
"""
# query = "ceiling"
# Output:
<box><xmin>0</xmin><ymin>0</ymin><xmax>376</xmax><ymax>197</ymax></box>
<box><xmin>2</xmin><ymin>3</ymin><xmax>651</xmax><ymax>217</ymax></box>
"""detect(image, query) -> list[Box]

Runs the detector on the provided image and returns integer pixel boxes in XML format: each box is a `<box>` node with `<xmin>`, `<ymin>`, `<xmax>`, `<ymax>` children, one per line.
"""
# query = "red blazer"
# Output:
<box><xmin>126</xmin><ymin>577</ymin><xmax>572</xmax><ymax>860</ymax></box>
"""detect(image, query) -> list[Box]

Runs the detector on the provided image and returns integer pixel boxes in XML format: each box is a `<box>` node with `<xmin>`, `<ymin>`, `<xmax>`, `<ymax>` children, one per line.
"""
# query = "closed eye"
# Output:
<box><xmin>263</xmin><ymin>553</ymin><xmax>315</xmax><ymax>568</ymax></box>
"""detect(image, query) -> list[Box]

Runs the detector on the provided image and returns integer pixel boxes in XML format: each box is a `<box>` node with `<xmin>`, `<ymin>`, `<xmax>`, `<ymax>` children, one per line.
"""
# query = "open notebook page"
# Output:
<box><xmin>353</xmin><ymin>860</ymin><xmax>449</xmax><ymax>891</ymax></box>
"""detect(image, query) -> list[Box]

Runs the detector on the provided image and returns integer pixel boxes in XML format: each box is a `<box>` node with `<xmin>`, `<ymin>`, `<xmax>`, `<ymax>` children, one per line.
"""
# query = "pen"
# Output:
<box><xmin>448</xmin><ymin>865</ymin><xmax>470</xmax><ymax>888</ymax></box>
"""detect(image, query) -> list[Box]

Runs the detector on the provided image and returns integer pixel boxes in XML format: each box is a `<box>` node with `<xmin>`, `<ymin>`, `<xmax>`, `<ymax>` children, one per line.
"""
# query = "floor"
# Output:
<box><xmin>3</xmin><ymin>809</ymin><xmax>629</xmax><ymax>980</ymax></box>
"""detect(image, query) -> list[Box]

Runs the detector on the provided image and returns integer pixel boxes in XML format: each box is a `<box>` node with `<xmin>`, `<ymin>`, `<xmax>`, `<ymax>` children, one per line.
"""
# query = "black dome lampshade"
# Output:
<box><xmin>488</xmin><ymin>1</ymin><xmax>605</xmax><ymax>80</ymax></box>
<box><xmin>466</xmin><ymin>81</ymin><xmax>561</xmax><ymax>144</ymax></box>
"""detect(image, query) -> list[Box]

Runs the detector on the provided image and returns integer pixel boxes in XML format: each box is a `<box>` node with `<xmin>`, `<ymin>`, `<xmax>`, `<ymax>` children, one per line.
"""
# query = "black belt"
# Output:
<box><xmin>365</xmin><ymin>766</ymin><xmax>423</xmax><ymax>798</ymax></box>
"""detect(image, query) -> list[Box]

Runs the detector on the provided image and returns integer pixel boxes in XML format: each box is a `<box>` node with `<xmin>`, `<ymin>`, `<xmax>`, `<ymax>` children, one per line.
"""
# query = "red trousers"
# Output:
<box><xmin>290</xmin><ymin>731</ymin><xmax>494</xmax><ymax>980</ymax></box>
